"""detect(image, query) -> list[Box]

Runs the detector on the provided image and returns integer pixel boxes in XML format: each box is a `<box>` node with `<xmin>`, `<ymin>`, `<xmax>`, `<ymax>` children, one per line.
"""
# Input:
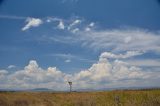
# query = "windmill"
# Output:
<box><xmin>68</xmin><ymin>81</ymin><xmax>72</xmax><ymax>92</ymax></box>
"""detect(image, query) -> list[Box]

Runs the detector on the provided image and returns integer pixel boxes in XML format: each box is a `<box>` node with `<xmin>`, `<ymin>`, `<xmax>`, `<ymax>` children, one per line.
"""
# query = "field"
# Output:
<box><xmin>0</xmin><ymin>90</ymin><xmax>160</xmax><ymax>106</ymax></box>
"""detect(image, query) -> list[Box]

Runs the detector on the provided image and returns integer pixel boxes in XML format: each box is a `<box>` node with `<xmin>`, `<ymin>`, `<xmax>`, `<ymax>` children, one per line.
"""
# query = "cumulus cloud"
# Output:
<box><xmin>3</xmin><ymin>60</ymin><xmax>67</xmax><ymax>90</ymax></box>
<box><xmin>0</xmin><ymin>70</ymin><xmax>8</xmax><ymax>76</ymax></box>
<box><xmin>0</xmin><ymin>52</ymin><xmax>160</xmax><ymax>90</ymax></box>
<box><xmin>73</xmin><ymin>54</ymin><xmax>144</xmax><ymax>84</ymax></box>
<box><xmin>22</xmin><ymin>17</ymin><xmax>43</xmax><ymax>31</ymax></box>
<box><xmin>0</xmin><ymin>70</ymin><xmax>8</xmax><ymax>80</ymax></box>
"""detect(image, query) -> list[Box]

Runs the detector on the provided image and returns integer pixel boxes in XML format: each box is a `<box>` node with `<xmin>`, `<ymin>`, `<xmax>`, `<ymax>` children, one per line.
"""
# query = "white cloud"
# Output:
<box><xmin>73</xmin><ymin>54</ymin><xmax>144</xmax><ymax>84</ymax></box>
<box><xmin>71</xmin><ymin>19</ymin><xmax>81</xmax><ymax>26</ymax></box>
<box><xmin>46</xmin><ymin>17</ymin><xmax>61</xmax><ymax>23</ymax></box>
<box><xmin>0</xmin><ymin>70</ymin><xmax>8</xmax><ymax>80</ymax></box>
<box><xmin>0</xmin><ymin>70</ymin><xmax>8</xmax><ymax>75</ymax></box>
<box><xmin>38</xmin><ymin>35</ymin><xmax>76</xmax><ymax>44</ymax></box>
<box><xmin>100</xmin><ymin>51</ymin><xmax>144</xmax><ymax>59</ymax></box>
<box><xmin>46</xmin><ymin>19</ymin><xmax>51</xmax><ymax>23</ymax></box>
<box><xmin>65</xmin><ymin>59</ymin><xmax>71</xmax><ymax>63</ymax></box>
<box><xmin>4</xmin><ymin>60</ymin><xmax>67</xmax><ymax>90</ymax></box>
<box><xmin>89</xmin><ymin>22</ymin><xmax>95</xmax><ymax>27</ymax></box>
<box><xmin>0</xmin><ymin>52</ymin><xmax>160</xmax><ymax>90</ymax></box>
<box><xmin>8</xmin><ymin>65</ymin><xmax>16</xmax><ymax>69</ymax></box>
<box><xmin>48</xmin><ymin>53</ymin><xmax>95</xmax><ymax>63</ymax></box>
<box><xmin>45</xmin><ymin>17</ymin><xmax>84</xmax><ymax>32</ymax></box>
<box><xmin>57</xmin><ymin>20</ymin><xmax>65</xmax><ymax>30</ymax></box>
<box><xmin>22</xmin><ymin>17</ymin><xmax>43</xmax><ymax>31</ymax></box>
<box><xmin>71</xmin><ymin>52</ymin><xmax>160</xmax><ymax>89</ymax></box>
<box><xmin>68</xmin><ymin>19</ymin><xmax>81</xmax><ymax>30</ymax></box>
<box><xmin>85</xmin><ymin>27</ymin><xmax>91</xmax><ymax>31</ymax></box>
<box><xmin>85</xmin><ymin>22</ymin><xmax>95</xmax><ymax>32</ymax></box>
<box><xmin>71</xmin><ymin>28</ymin><xmax>79</xmax><ymax>33</ymax></box>
<box><xmin>49</xmin><ymin>53</ymin><xmax>76</xmax><ymax>59</ymax></box>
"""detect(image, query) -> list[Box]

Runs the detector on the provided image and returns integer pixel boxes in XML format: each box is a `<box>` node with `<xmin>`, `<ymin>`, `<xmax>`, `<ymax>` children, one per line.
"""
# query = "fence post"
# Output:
<box><xmin>114</xmin><ymin>95</ymin><xmax>120</xmax><ymax>106</ymax></box>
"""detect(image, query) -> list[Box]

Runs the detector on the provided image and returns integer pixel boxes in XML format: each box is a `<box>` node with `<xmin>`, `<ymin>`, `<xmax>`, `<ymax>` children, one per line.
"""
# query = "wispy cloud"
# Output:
<box><xmin>68</xmin><ymin>19</ymin><xmax>81</xmax><ymax>29</ymax></box>
<box><xmin>39</xmin><ymin>28</ymin><xmax>160</xmax><ymax>54</ymax></box>
<box><xmin>46</xmin><ymin>16</ymin><xmax>85</xmax><ymax>32</ymax></box>
<box><xmin>76</xmin><ymin>29</ymin><xmax>160</xmax><ymax>53</ymax></box>
<box><xmin>48</xmin><ymin>53</ymin><xmax>95</xmax><ymax>63</ymax></box>
<box><xmin>7</xmin><ymin>65</ymin><xmax>16</xmax><ymax>69</ymax></box>
<box><xmin>49</xmin><ymin>53</ymin><xmax>76</xmax><ymax>59</ymax></box>
<box><xmin>100</xmin><ymin>51</ymin><xmax>144</xmax><ymax>59</ymax></box>
<box><xmin>46</xmin><ymin>28</ymin><xmax>159</xmax><ymax>54</ymax></box>
<box><xmin>37</xmin><ymin>35</ymin><xmax>77</xmax><ymax>44</ymax></box>
<box><xmin>65</xmin><ymin>59</ymin><xmax>71</xmax><ymax>63</ymax></box>
<box><xmin>61</xmin><ymin>0</ymin><xmax>78</xmax><ymax>3</ymax></box>
<box><xmin>0</xmin><ymin>15</ymin><xmax>44</xmax><ymax>31</ymax></box>
<box><xmin>0</xmin><ymin>15</ymin><xmax>26</xmax><ymax>20</ymax></box>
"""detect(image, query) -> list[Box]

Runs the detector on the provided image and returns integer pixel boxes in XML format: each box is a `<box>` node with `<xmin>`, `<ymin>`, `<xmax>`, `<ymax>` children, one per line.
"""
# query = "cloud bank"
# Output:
<box><xmin>0</xmin><ymin>52</ymin><xmax>159</xmax><ymax>90</ymax></box>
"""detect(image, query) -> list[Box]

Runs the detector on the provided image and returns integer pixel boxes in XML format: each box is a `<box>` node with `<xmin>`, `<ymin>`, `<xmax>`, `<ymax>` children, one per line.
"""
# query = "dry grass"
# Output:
<box><xmin>0</xmin><ymin>90</ymin><xmax>160</xmax><ymax>106</ymax></box>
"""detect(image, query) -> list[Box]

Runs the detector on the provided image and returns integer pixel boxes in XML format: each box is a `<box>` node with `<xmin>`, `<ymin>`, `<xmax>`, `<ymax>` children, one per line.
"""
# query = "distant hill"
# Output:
<box><xmin>31</xmin><ymin>88</ymin><xmax>53</xmax><ymax>91</ymax></box>
<box><xmin>75</xmin><ymin>86</ymin><xmax>160</xmax><ymax>92</ymax></box>
<box><xmin>0</xmin><ymin>88</ymin><xmax>53</xmax><ymax>92</ymax></box>
<box><xmin>0</xmin><ymin>86</ymin><xmax>160</xmax><ymax>92</ymax></box>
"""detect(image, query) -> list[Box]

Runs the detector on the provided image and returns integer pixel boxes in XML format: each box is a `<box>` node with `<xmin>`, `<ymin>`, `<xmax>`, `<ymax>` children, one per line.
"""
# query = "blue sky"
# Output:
<box><xmin>0</xmin><ymin>0</ymin><xmax>160</xmax><ymax>90</ymax></box>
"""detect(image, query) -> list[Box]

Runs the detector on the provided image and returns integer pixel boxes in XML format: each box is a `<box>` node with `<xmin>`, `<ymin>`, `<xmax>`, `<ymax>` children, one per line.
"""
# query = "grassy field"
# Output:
<box><xmin>0</xmin><ymin>90</ymin><xmax>160</xmax><ymax>106</ymax></box>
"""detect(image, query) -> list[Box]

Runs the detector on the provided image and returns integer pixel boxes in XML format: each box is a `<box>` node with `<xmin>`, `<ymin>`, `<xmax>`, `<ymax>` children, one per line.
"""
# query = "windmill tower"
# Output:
<box><xmin>68</xmin><ymin>81</ymin><xmax>72</xmax><ymax>92</ymax></box>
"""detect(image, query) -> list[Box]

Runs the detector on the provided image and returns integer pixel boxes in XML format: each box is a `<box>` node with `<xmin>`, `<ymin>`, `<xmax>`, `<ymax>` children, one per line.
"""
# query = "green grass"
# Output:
<box><xmin>0</xmin><ymin>90</ymin><xmax>160</xmax><ymax>106</ymax></box>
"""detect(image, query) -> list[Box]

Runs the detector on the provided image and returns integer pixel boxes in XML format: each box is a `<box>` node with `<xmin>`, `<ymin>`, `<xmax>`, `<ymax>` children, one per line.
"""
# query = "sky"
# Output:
<box><xmin>0</xmin><ymin>0</ymin><xmax>160</xmax><ymax>90</ymax></box>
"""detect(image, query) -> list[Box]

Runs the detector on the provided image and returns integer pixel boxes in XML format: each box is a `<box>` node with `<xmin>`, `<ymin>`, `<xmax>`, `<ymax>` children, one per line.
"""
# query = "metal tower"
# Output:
<box><xmin>68</xmin><ymin>81</ymin><xmax>72</xmax><ymax>92</ymax></box>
